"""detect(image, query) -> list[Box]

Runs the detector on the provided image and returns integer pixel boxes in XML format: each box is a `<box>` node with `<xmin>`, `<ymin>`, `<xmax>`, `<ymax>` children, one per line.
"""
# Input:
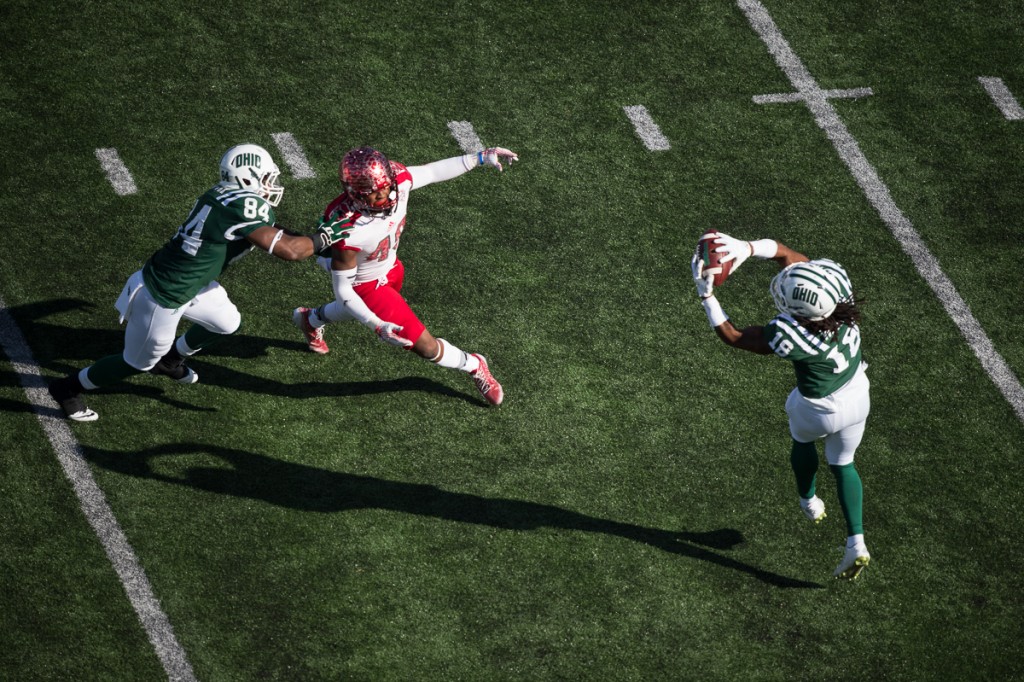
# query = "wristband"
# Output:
<box><xmin>701</xmin><ymin>296</ymin><xmax>729</xmax><ymax>328</ymax></box>
<box><xmin>749</xmin><ymin>239</ymin><xmax>778</xmax><ymax>259</ymax></box>
<box><xmin>477</xmin><ymin>150</ymin><xmax>484</xmax><ymax>166</ymax></box>
<box><xmin>267</xmin><ymin>229</ymin><xmax>284</xmax><ymax>255</ymax></box>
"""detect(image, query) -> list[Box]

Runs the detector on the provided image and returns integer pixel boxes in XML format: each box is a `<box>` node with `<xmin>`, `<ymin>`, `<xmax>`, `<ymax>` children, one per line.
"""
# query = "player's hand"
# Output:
<box><xmin>478</xmin><ymin>147</ymin><xmax>518</xmax><ymax>172</ymax></box>
<box><xmin>375</xmin><ymin>322</ymin><xmax>412</xmax><ymax>347</ymax></box>
<box><xmin>712</xmin><ymin>232</ymin><xmax>753</xmax><ymax>273</ymax></box>
<box><xmin>691</xmin><ymin>251</ymin><xmax>714</xmax><ymax>300</ymax></box>
<box><xmin>312</xmin><ymin>218</ymin><xmax>351</xmax><ymax>256</ymax></box>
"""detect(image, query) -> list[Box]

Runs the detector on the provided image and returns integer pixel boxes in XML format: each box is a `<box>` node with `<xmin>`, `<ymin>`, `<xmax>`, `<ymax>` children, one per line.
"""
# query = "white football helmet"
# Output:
<box><xmin>219</xmin><ymin>144</ymin><xmax>284</xmax><ymax>206</ymax></box>
<box><xmin>770</xmin><ymin>259</ymin><xmax>853</xmax><ymax>320</ymax></box>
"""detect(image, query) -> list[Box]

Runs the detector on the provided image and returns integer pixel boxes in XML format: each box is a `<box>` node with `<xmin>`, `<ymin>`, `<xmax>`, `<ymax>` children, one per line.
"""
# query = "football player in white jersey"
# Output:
<box><xmin>291</xmin><ymin>145</ymin><xmax>517</xmax><ymax>406</ymax></box>
<box><xmin>691</xmin><ymin>233</ymin><xmax>871</xmax><ymax>580</ymax></box>
<box><xmin>48</xmin><ymin>144</ymin><xmax>350</xmax><ymax>422</ymax></box>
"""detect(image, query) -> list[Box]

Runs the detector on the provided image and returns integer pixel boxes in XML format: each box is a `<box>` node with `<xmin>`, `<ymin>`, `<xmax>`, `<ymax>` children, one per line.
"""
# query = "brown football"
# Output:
<box><xmin>696</xmin><ymin>232</ymin><xmax>732</xmax><ymax>286</ymax></box>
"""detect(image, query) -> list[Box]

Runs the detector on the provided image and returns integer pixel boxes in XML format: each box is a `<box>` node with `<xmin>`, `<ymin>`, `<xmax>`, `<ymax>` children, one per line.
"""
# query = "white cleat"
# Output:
<box><xmin>801</xmin><ymin>495</ymin><xmax>827</xmax><ymax>524</ymax></box>
<box><xmin>834</xmin><ymin>544</ymin><xmax>871</xmax><ymax>580</ymax></box>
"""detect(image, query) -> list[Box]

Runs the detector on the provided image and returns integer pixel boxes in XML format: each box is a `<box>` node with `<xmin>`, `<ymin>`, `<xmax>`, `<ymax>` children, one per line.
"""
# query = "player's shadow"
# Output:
<box><xmin>6</xmin><ymin>298</ymin><xmax>477</xmax><ymax>406</ymax></box>
<box><xmin>84</xmin><ymin>443</ymin><xmax>824</xmax><ymax>589</ymax></box>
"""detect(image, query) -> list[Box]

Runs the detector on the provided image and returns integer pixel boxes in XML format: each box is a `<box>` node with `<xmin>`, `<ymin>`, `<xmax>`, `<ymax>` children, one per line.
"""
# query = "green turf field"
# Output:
<box><xmin>2</xmin><ymin>0</ymin><xmax>1023</xmax><ymax>679</ymax></box>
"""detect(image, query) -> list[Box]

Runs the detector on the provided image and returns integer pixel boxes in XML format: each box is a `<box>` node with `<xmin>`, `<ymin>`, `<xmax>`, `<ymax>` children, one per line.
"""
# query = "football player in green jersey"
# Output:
<box><xmin>691</xmin><ymin>233</ymin><xmax>871</xmax><ymax>580</ymax></box>
<box><xmin>48</xmin><ymin>144</ymin><xmax>350</xmax><ymax>422</ymax></box>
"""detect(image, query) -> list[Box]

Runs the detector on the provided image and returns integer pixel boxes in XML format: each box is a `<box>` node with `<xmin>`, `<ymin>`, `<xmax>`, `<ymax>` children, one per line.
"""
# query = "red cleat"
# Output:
<box><xmin>470</xmin><ymin>354</ymin><xmax>503</xmax><ymax>406</ymax></box>
<box><xmin>292</xmin><ymin>307</ymin><xmax>329</xmax><ymax>354</ymax></box>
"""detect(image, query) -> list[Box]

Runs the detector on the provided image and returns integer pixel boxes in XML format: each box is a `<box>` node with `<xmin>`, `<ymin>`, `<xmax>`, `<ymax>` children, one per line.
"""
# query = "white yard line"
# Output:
<box><xmin>447</xmin><ymin>121</ymin><xmax>485</xmax><ymax>152</ymax></box>
<box><xmin>95</xmin><ymin>148</ymin><xmax>138</xmax><ymax>196</ymax></box>
<box><xmin>271</xmin><ymin>132</ymin><xmax>317</xmax><ymax>179</ymax></box>
<box><xmin>622</xmin><ymin>105</ymin><xmax>672</xmax><ymax>151</ymax></box>
<box><xmin>977</xmin><ymin>77</ymin><xmax>1024</xmax><ymax>121</ymax></box>
<box><xmin>753</xmin><ymin>87</ymin><xmax>873</xmax><ymax>105</ymax></box>
<box><xmin>738</xmin><ymin>0</ymin><xmax>1024</xmax><ymax>423</ymax></box>
<box><xmin>0</xmin><ymin>298</ymin><xmax>196</xmax><ymax>682</ymax></box>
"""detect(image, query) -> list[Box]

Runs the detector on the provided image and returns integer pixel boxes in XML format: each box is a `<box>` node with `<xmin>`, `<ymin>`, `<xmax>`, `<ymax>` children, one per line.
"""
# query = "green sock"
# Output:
<box><xmin>830</xmin><ymin>463</ymin><xmax>864</xmax><ymax>536</ymax></box>
<box><xmin>790</xmin><ymin>440</ymin><xmax>819</xmax><ymax>499</ymax></box>
<box><xmin>84</xmin><ymin>354</ymin><xmax>141</xmax><ymax>388</ymax></box>
<box><xmin>183</xmin><ymin>323</ymin><xmax>234</xmax><ymax>353</ymax></box>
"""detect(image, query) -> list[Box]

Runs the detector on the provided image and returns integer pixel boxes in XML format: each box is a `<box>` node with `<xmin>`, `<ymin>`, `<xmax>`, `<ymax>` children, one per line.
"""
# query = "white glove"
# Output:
<box><xmin>478</xmin><ymin>147</ymin><xmax>518</xmax><ymax>172</ymax></box>
<box><xmin>375</xmin><ymin>322</ymin><xmax>413</xmax><ymax>348</ymax></box>
<box><xmin>712</xmin><ymin>232</ymin><xmax>752</xmax><ymax>273</ymax></box>
<box><xmin>690</xmin><ymin>251</ymin><xmax>714</xmax><ymax>300</ymax></box>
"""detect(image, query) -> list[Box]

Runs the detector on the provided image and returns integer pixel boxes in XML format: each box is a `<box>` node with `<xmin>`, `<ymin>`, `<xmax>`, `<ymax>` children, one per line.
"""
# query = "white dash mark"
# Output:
<box><xmin>753</xmin><ymin>87</ymin><xmax>873</xmax><ymax>105</ymax></box>
<box><xmin>739</xmin><ymin>0</ymin><xmax>1024</xmax><ymax>423</ymax></box>
<box><xmin>271</xmin><ymin>132</ymin><xmax>316</xmax><ymax>179</ymax></box>
<box><xmin>978</xmin><ymin>77</ymin><xmax>1024</xmax><ymax>121</ymax></box>
<box><xmin>0</xmin><ymin>297</ymin><xmax>196</xmax><ymax>681</ymax></box>
<box><xmin>623</xmin><ymin>105</ymin><xmax>671</xmax><ymax>151</ymax></box>
<box><xmin>447</xmin><ymin>121</ymin><xmax>484</xmax><ymax>153</ymax></box>
<box><xmin>95</xmin><ymin>148</ymin><xmax>138</xmax><ymax>196</ymax></box>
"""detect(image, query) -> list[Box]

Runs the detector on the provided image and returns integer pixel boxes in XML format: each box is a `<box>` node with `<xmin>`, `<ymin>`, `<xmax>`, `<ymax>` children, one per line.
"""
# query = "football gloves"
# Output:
<box><xmin>711</xmin><ymin>232</ymin><xmax>752</xmax><ymax>273</ymax></box>
<box><xmin>690</xmin><ymin>251</ymin><xmax>715</xmax><ymax>300</ymax></box>
<box><xmin>478</xmin><ymin>147</ymin><xmax>518</xmax><ymax>172</ymax></box>
<box><xmin>375</xmin><ymin>322</ymin><xmax>413</xmax><ymax>348</ymax></box>
<box><xmin>312</xmin><ymin>218</ymin><xmax>352</xmax><ymax>256</ymax></box>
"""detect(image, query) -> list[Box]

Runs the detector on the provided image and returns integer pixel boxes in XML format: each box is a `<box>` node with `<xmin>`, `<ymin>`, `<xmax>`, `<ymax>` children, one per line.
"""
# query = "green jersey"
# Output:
<box><xmin>143</xmin><ymin>184</ymin><xmax>276</xmax><ymax>308</ymax></box>
<box><xmin>764</xmin><ymin>313</ymin><xmax>863</xmax><ymax>398</ymax></box>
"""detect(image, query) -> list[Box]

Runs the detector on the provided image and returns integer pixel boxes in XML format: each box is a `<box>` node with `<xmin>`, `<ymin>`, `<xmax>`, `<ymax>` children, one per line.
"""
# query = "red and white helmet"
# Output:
<box><xmin>339</xmin><ymin>146</ymin><xmax>398</xmax><ymax>216</ymax></box>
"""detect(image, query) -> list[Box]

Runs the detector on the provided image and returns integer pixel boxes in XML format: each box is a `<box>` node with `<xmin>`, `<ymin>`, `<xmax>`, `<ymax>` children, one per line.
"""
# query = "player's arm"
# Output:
<box><xmin>690</xmin><ymin>250</ymin><xmax>772</xmax><ymax>354</ymax></box>
<box><xmin>328</xmin><ymin>250</ymin><xmax>411</xmax><ymax>347</ymax></box>
<box><xmin>407</xmin><ymin>147</ymin><xmax>518</xmax><ymax>190</ymax></box>
<box><xmin>711</xmin><ymin>233</ymin><xmax>811</xmax><ymax>275</ymax></box>
<box><xmin>711</xmin><ymin>320</ymin><xmax>773</xmax><ymax>354</ymax></box>
<box><xmin>246</xmin><ymin>220</ymin><xmax>351</xmax><ymax>261</ymax></box>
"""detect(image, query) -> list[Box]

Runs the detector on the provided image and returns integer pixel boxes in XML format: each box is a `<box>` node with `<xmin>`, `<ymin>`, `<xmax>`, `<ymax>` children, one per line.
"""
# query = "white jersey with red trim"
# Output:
<box><xmin>324</xmin><ymin>162</ymin><xmax>413</xmax><ymax>285</ymax></box>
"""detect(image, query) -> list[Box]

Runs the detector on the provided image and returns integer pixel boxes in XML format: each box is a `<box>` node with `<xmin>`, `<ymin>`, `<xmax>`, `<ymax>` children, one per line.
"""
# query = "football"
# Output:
<box><xmin>696</xmin><ymin>232</ymin><xmax>732</xmax><ymax>286</ymax></box>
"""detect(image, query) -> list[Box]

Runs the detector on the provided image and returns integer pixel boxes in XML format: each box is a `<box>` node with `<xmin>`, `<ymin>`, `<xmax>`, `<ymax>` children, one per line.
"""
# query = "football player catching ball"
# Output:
<box><xmin>692</xmin><ymin>233</ymin><xmax>871</xmax><ymax>580</ymax></box>
<box><xmin>291</xmin><ymin>145</ymin><xmax>517</xmax><ymax>406</ymax></box>
<box><xmin>48</xmin><ymin>144</ymin><xmax>351</xmax><ymax>422</ymax></box>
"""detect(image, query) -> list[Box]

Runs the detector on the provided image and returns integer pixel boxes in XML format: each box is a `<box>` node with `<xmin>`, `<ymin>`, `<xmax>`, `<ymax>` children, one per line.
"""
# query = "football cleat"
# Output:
<box><xmin>470</xmin><ymin>354</ymin><xmax>503</xmax><ymax>406</ymax></box>
<box><xmin>834</xmin><ymin>544</ymin><xmax>871</xmax><ymax>580</ymax></box>
<box><xmin>149</xmin><ymin>348</ymin><xmax>199</xmax><ymax>384</ymax></box>
<box><xmin>801</xmin><ymin>495</ymin><xmax>827</xmax><ymax>524</ymax></box>
<box><xmin>48</xmin><ymin>377</ymin><xmax>98</xmax><ymax>422</ymax></box>
<box><xmin>293</xmin><ymin>307</ymin><xmax>329</xmax><ymax>354</ymax></box>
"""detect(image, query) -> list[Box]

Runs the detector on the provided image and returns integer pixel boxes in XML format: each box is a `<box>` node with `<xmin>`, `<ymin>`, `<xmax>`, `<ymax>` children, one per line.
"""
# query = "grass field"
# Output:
<box><xmin>2</xmin><ymin>0</ymin><xmax>1023</xmax><ymax>679</ymax></box>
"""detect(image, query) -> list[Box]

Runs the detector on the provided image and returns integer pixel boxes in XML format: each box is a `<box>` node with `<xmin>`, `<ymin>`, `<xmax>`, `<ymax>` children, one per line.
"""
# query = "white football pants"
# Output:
<box><xmin>785</xmin><ymin>362</ymin><xmax>870</xmax><ymax>466</ymax></box>
<box><xmin>119</xmin><ymin>271</ymin><xmax>240</xmax><ymax>370</ymax></box>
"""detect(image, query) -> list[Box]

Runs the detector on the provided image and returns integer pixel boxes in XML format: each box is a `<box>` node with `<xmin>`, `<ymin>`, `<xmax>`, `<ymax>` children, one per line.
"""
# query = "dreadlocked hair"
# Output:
<box><xmin>796</xmin><ymin>297</ymin><xmax>864</xmax><ymax>337</ymax></box>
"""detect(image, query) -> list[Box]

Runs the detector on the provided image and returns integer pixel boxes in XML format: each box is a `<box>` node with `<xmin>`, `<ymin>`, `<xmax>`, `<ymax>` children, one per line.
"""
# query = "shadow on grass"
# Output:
<box><xmin>7</xmin><ymin>298</ymin><xmax>479</xmax><ymax>406</ymax></box>
<box><xmin>84</xmin><ymin>442</ymin><xmax>824</xmax><ymax>589</ymax></box>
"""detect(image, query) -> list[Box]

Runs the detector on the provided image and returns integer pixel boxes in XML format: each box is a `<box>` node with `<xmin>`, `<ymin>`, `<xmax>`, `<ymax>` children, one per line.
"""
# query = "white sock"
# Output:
<box><xmin>431</xmin><ymin>339</ymin><xmax>479</xmax><ymax>372</ymax></box>
<box><xmin>847</xmin><ymin>534</ymin><xmax>865</xmax><ymax>549</ymax></box>
<box><xmin>175</xmin><ymin>336</ymin><xmax>196</xmax><ymax>357</ymax></box>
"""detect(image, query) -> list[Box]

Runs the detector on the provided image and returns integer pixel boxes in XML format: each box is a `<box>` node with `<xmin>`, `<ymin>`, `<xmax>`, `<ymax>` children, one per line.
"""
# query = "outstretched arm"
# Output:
<box><xmin>247</xmin><ymin>219</ymin><xmax>351</xmax><ymax>261</ymax></box>
<box><xmin>407</xmin><ymin>147</ymin><xmax>518</xmax><ymax>190</ymax></box>
<box><xmin>691</xmin><ymin>236</ymin><xmax>808</xmax><ymax>354</ymax></box>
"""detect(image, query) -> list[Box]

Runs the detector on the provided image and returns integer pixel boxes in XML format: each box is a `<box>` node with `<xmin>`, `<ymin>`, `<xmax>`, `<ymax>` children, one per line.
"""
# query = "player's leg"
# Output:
<box><xmin>48</xmin><ymin>287</ymin><xmax>182</xmax><ymax>420</ymax></box>
<box><xmin>367</xmin><ymin>284</ymin><xmax>503</xmax><ymax>406</ymax></box>
<box><xmin>291</xmin><ymin>256</ymin><xmax>354</xmax><ymax>354</ymax></box>
<box><xmin>785</xmin><ymin>389</ymin><xmax>827</xmax><ymax>523</ymax></box>
<box><xmin>155</xmin><ymin>282</ymin><xmax>241</xmax><ymax>382</ymax></box>
<box><xmin>825</xmin><ymin>419</ymin><xmax>870</xmax><ymax>579</ymax></box>
<box><xmin>824</xmin><ymin>369</ymin><xmax>871</xmax><ymax>579</ymax></box>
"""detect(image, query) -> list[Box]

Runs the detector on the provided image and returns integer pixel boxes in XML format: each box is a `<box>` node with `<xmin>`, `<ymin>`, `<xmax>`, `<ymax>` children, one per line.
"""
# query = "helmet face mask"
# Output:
<box><xmin>219</xmin><ymin>144</ymin><xmax>284</xmax><ymax>206</ymax></box>
<box><xmin>770</xmin><ymin>260</ymin><xmax>853</xmax><ymax>321</ymax></box>
<box><xmin>340</xmin><ymin>146</ymin><xmax>397</xmax><ymax>216</ymax></box>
